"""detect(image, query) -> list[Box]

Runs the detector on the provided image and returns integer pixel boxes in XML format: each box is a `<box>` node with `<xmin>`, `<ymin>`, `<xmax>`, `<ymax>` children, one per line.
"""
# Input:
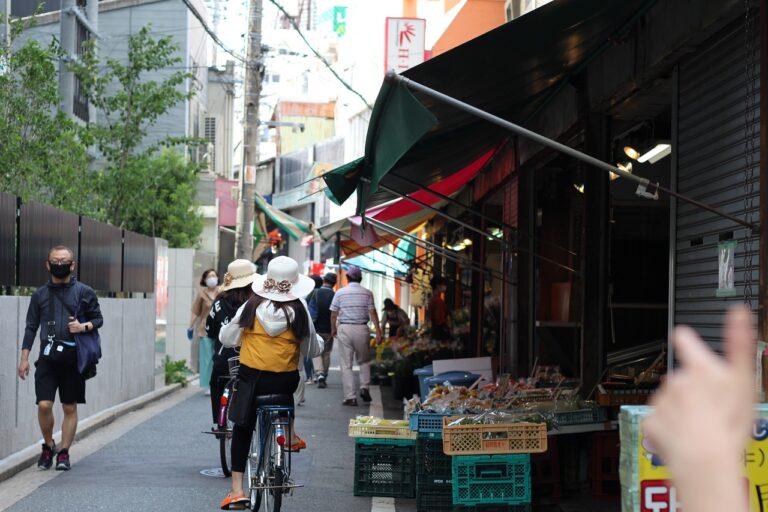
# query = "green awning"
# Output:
<box><xmin>323</xmin><ymin>79</ymin><xmax>437</xmax><ymax>206</ymax></box>
<box><xmin>254</xmin><ymin>193</ymin><xmax>312</xmax><ymax>241</ymax></box>
<box><xmin>323</xmin><ymin>0</ymin><xmax>654</xmax><ymax>213</ymax></box>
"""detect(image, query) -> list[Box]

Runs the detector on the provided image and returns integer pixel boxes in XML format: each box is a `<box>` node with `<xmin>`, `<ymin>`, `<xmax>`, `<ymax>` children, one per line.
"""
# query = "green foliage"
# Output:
<box><xmin>0</xmin><ymin>21</ymin><xmax>93</xmax><ymax>214</ymax></box>
<box><xmin>71</xmin><ymin>26</ymin><xmax>203</xmax><ymax>245</ymax></box>
<box><xmin>124</xmin><ymin>150</ymin><xmax>204</xmax><ymax>247</ymax></box>
<box><xmin>164</xmin><ymin>355</ymin><xmax>192</xmax><ymax>386</ymax></box>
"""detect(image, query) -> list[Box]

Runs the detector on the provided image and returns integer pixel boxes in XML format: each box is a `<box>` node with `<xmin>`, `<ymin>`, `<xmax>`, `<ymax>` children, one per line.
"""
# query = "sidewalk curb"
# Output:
<box><xmin>0</xmin><ymin>382</ymin><xmax>185</xmax><ymax>483</ymax></box>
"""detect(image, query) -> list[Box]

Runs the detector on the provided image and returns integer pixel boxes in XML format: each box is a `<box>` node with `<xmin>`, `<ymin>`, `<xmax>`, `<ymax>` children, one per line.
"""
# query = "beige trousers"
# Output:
<box><xmin>336</xmin><ymin>324</ymin><xmax>371</xmax><ymax>401</ymax></box>
<box><xmin>313</xmin><ymin>332</ymin><xmax>334</xmax><ymax>377</ymax></box>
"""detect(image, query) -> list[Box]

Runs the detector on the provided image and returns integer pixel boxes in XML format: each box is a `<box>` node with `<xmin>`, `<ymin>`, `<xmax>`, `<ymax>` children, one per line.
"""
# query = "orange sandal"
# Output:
<box><xmin>220</xmin><ymin>492</ymin><xmax>249</xmax><ymax>510</ymax></box>
<box><xmin>288</xmin><ymin>436</ymin><xmax>307</xmax><ymax>452</ymax></box>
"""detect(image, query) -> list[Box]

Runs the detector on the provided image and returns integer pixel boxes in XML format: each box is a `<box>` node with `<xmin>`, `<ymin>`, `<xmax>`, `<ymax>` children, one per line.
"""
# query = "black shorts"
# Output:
<box><xmin>35</xmin><ymin>358</ymin><xmax>86</xmax><ymax>405</ymax></box>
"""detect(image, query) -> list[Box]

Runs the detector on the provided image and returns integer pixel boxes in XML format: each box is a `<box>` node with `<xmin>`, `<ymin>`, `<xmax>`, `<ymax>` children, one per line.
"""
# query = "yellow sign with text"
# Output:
<box><xmin>638</xmin><ymin>419</ymin><xmax>768</xmax><ymax>511</ymax></box>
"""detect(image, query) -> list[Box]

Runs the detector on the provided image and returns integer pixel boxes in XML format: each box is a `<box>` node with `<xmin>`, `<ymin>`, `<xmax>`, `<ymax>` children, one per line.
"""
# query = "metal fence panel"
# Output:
<box><xmin>217</xmin><ymin>227</ymin><xmax>236</xmax><ymax>278</ymax></box>
<box><xmin>0</xmin><ymin>193</ymin><xmax>16</xmax><ymax>286</ymax></box>
<box><xmin>19</xmin><ymin>202</ymin><xmax>79</xmax><ymax>287</ymax></box>
<box><xmin>123</xmin><ymin>231</ymin><xmax>155</xmax><ymax>293</ymax></box>
<box><xmin>79</xmin><ymin>217</ymin><xmax>123</xmax><ymax>292</ymax></box>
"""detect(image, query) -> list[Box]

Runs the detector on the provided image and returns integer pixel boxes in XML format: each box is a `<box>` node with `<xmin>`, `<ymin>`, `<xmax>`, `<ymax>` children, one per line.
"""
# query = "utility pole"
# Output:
<box><xmin>235</xmin><ymin>0</ymin><xmax>263</xmax><ymax>259</ymax></box>
<box><xmin>3</xmin><ymin>0</ymin><xmax>10</xmax><ymax>49</ymax></box>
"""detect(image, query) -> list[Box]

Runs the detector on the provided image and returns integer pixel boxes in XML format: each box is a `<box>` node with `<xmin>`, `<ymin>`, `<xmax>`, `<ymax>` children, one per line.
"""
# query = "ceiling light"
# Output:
<box><xmin>637</xmin><ymin>143</ymin><xmax>672</xmax><ymax>164</ymax></box>
<box><xmin>611</xmin><ymin>162</ymin><xmax>633</xmax><ymax>181</ymax></box>
<box><xmin>624</xmin><ymin>146</ymin><xmax>641</xmax><ymax>160</ymax></box>
<box><xmin>573</xmin><ymin>183</ymin><xmax>585</xmax><ymax>194</ymax></box>
<box><xmin>463</xmin><ymin>238</ymin><xmax>473</xmax><ymax>246</ymax></box>
<box><xmin>489</xmin><ymin>227</ymin><xmax>503</xmax><ymax>238</ymax></box>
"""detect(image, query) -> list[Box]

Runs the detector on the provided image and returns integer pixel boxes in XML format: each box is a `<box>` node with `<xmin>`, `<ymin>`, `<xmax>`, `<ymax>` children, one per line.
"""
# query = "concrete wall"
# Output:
<box><xmin>0</xmin><ymin>296</ymin><xmax>155</xmax><ymax>460</ymax></box>
<box><xmin>166</xmin><ymin>249</ymin><xmax>196</xmax><ymax>368</ymax></box>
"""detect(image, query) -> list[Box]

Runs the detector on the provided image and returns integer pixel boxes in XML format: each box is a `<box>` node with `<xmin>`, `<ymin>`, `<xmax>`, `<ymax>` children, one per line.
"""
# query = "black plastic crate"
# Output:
<box><xmin>354</xmin><ymin>438</ymin><xmax>416</xmax><ymax>498</ymax></box>
<box><xmin>417</xmin><ymin>435</ymin><xmax>452</xmax><ymax>488</ymax></box>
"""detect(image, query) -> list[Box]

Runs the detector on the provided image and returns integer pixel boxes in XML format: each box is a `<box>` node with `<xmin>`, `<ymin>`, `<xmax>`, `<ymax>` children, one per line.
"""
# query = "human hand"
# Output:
<box><xmin>375</xmin><ymin>332</ymin><xmax>382</xmax><ymax>345</ymax></box>
<box><xmin>18</xmin><ymin>359</ymin><xmax>29</xmax><ymax>380</ymax></box>
<box><xmin>68</xmin><ymin>316</ymin><xmax>86</xmax><ymax>333</ymax></box>
<box><xmin>643</xmin><ymin>306</ymin><xmax>755</xmax><ymax>512</ymax></box>
<box><xmin>187</xmin><ymin>327</ymin><xmax>194</xmax><ymax>340</ymax></box>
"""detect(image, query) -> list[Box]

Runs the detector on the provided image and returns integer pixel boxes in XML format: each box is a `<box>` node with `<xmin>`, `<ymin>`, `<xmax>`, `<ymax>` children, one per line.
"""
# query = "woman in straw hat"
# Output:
<box><xmin>218</xmin><ymin>256</ymin><xmax>323</xmax><ymax>510</ymax></box>
<box><xmin>205</xmin><ymin>259</ymin><xmax>257</xmax><ymax>431</ymax></box>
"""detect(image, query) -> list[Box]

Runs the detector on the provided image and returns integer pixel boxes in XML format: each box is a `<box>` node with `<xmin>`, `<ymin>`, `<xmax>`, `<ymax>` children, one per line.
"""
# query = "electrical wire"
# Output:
<box><xmin>179</xmin><ymin>0</ymin><xmax>248</xmax><ymax>65</ymax></box>
<box><xmin>267</xmin><ymin>0</ymin><xmax>372</xmax><ymax>111</ymax></box>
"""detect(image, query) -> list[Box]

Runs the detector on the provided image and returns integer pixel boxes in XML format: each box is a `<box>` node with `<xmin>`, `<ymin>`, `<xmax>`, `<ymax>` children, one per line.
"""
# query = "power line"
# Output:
<box><xmin>267</xmin><ymin>0</ymin><xmax>372</xmax><ymax>111</ymax></box>
<box><xmin>179</xmin><ymin>0</ymin><xmax>248</xmax><ymax>65</ymax></box>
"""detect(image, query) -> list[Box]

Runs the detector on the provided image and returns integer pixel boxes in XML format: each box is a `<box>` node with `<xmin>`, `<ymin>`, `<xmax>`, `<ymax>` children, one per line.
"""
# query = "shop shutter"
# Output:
<box><xmin>674</xmin><ymin>22</ymin><xmax>760</xmax><ymax>345</ymax></box>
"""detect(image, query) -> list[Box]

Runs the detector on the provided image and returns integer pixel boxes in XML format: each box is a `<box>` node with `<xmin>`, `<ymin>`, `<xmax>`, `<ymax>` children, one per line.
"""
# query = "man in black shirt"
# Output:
<box><xmin>309</xmin><ymin>272</ymin><xmax>336</xmax><ymax>389</ymax></box>
<box><xmin>17</xmin><ymin>245</ymin><xmax>103</xmax><ymax>471</ymax></box>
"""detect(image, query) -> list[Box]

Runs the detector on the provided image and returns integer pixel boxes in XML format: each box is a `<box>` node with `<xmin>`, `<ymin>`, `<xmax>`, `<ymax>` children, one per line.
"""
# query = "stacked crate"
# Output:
<box><xmin>349</xmin><ymin>419</ymin><xmax>417</xmax><ymax>499</ymax></box>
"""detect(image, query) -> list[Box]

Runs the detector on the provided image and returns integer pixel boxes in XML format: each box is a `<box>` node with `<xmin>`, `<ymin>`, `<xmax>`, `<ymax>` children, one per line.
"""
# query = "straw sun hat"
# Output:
<box><xmin>219</xmin><ymin>259</ymin><xmax>258</xmax><ymax>292</ymax></box>
<box><xmin>252</xmin><ymin>256</ymin><xmax>315</xmax><ymax>302</ymax></box>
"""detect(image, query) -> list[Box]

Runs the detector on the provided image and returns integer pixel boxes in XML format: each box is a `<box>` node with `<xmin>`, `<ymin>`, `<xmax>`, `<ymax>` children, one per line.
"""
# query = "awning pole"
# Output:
<box><xmin>391</xmin><ymin>73</ymin><xmax>759</xmax><ymax>233</ymax></box>
<box><xmin>364</xmin><ymin>216</ymin><xmax>521</xmax><ymax>287</ymax></box>
<box><xmin>361</xmin><ymin>191</ymin><xmax>578</xmax><ymax>275</ymax></box>
<box><xmin>387</xmin><ymin>173</ymin><xmax>578</xmax><ymax>257</ymax></box>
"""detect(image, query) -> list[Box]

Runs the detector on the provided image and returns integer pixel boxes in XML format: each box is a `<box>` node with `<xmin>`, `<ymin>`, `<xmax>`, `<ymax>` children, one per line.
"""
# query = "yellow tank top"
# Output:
<box><xmin>240</xmin><ymin>317</ymin><xmax>301</xmax><ymax>373</ymax></box>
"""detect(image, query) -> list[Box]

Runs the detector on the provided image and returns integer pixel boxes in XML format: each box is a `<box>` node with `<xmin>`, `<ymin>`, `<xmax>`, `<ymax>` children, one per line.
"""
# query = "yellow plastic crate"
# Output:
<box><xmin>348</xmin><ymin>418</ymin><xmax>418</xmax><ymax>440</ymax></box>
<box><xmin>442</xmin><ymin>416</ymin><xmax>547</xmax><ymax>455</ymax></box>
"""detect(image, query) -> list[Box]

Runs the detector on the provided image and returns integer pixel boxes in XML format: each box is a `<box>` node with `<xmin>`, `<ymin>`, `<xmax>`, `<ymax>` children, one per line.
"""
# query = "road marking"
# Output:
<box><xmin>0</xmin><ymin>385</ymin><xmax>198</xmax><ymax>511</ymax></box>
<box><xmin>372</xmin><ymin>497</ymin><xmax>396</xmax><ymax>512</ymax></box>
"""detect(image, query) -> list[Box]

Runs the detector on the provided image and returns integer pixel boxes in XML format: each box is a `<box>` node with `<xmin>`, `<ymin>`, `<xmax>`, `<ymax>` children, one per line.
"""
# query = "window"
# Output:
<box><xmin>205</xmin><ymin>117</ymin><xmax>217</xmax><ymax>171</ymax></box>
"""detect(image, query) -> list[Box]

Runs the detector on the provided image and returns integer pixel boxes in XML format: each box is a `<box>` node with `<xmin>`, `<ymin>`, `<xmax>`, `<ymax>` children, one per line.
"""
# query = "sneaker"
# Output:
<box><xmin>55</xmin><ymin>450</ymin><xmax>71</xmax><ymax>471</ymax></box>
<box><xmin>342</xmin><ymin>398</ymin><xmax>358</xmax><ymax>406</ymax></box>
<box><xmin>37</xmin><ymin>442</ymin><xmax>55</xmax><ymax>470</ymax></box>
<box><xmin>305</xmin><ymin>378</ymin><xmax>315</xmax><ymax>385</ymax></box>
<box><xmin>360</xmin><ymin>388</ymin><xmax>372</xmax><ymax>403</ymax></box>
<box><xmin>317</xmin><ymin>376</ymin><xmax>327</xmax><ymax>389</ymax></box>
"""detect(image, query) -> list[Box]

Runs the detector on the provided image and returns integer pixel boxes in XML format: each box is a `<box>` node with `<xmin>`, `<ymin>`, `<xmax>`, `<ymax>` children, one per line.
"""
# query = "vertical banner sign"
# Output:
<box><xmin>385</xmin><ymin>18</ymin><xmax>426</xmax><ymax>74</ymax></box>
<box><xmin>638</xmin><ymin>419</ymin><xmax>768</xmax><ymax>511</ymax></box>
<box><xmin>717</xmin><ymin>240</ymin><xmax>737</xmax><ymax>297</ymax></box>
<box><xmin>244</xmin><ymin>165</ymin><xmax>257</xmax><ymax>185</ymax></box>
<box><xmin>333</xmin><ymin>6</ymin><xmax>347</xmax><ymax>36</ymax></box>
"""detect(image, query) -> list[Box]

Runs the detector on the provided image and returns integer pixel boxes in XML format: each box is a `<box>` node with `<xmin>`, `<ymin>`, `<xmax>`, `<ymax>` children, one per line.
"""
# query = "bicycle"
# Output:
<box><xmin>244</xmin><ymin>394</ymin><xmax>300</xmax><ymax>512</ymax></box>
<box><xmin>204</xmin><ymin>356</ymin><xmax>239</xmax><ymax>477</ymax></box>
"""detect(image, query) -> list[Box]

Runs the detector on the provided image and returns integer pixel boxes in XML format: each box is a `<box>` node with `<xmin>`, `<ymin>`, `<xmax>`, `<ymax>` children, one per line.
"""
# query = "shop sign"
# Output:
<box><xmin>385</xmin><ymin>18</ymin><xmax>426</xmax><ymax>74</ymax></box>
<box><xmin>638</xmin><ymin>419</ymin><xmax>768</xmax><ymax>511</ymax></box>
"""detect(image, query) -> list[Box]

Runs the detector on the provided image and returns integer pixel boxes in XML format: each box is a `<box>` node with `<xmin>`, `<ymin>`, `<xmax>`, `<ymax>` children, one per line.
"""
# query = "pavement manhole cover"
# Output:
<box><xmin>200</xmin><ymin>468</ymin><xmax>226</xmax><ymax>478</ymax></box>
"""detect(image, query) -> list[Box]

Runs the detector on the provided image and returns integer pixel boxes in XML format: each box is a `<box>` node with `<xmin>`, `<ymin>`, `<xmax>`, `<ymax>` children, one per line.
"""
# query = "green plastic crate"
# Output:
<box><xmin>356</xmin><ymin>436</ymin><xmax>416</xmax><ymax>446</ymax></box>
<box><xmin>353</xmin><ymin>439</ymin><xmax>416</xmax><ymax>498</ymax></box>
<box><xmin>452</xmin><ymin>454</ymin><xmax>531</xmax><ymax>506</ymax></box>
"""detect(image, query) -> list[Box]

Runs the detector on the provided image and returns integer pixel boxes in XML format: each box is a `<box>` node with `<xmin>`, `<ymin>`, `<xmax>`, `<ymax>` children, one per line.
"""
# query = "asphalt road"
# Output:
<box><xmin>2</xmin><ymin>368</ymin><xmax>410</xmax><ymax>512</ymax></box>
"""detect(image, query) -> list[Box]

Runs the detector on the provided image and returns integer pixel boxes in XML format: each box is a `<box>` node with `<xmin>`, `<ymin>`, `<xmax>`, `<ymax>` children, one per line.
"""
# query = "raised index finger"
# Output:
<box><xmin>723</xmin><ymin>305</ymin><xmax>756</xmax><ymax>376</ymax></box>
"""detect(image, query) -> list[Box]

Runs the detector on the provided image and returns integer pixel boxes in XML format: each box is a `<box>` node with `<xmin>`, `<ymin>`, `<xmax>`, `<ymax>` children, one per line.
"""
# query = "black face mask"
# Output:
<box><xmin>49</xmin><ymin>264</ymin><xmax>72</xmax><ymax>279</ymax></box>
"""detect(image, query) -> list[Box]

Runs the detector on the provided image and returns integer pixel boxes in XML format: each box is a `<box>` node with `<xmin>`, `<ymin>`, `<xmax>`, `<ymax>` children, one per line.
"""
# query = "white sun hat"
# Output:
<box><xmin>219</xmin><ymin>259</ymin><xmax>258</xmax><ymax>292</ymax></box>
<box><xmin>252</xmin><ymin>256</ymin><xmax>315</xmax><ymax>302</ymax></box>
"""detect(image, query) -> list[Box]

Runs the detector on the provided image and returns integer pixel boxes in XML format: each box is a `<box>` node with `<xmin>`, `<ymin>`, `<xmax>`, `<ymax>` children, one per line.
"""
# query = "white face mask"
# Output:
<box><xmin>205</xmin><ymin>276</ymin><xmax>218</xmax><ymax>288</ymax></box>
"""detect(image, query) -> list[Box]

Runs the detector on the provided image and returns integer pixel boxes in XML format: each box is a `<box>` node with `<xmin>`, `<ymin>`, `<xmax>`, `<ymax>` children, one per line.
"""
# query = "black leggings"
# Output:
<box><xmin>230</xmin><ymin>365</ymin><xmax>299</xmax><ymax>473</ymax></box>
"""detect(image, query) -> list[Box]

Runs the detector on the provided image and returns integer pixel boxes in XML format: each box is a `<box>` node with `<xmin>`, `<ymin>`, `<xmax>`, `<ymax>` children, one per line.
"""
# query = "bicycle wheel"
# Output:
<box><xmin>245</xmin><ymin>435</ymin><xmax>260</xmax><ymax>511</ymax></box>
<box><xmin>218</xmin><ymin>416</ymin><xmax>233</xmax><ymax>477</ymax></box>
<box><xmin>258</xmin><ymin>424</ymin><xmax>282</xmax><ymax>512</ymax></box>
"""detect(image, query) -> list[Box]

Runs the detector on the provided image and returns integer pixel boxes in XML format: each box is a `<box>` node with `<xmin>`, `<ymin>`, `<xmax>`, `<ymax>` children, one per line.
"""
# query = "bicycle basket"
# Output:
<box><xmin>227</xmin><ymin>356</ymin><xmax>240</xmax><ymax>377</ymax></box>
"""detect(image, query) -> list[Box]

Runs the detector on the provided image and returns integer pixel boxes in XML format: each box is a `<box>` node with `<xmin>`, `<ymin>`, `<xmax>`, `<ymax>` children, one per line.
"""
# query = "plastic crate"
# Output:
<box><xmin>452</xmin><ymin>454</ymin><xmax>531</xmax><ymax>506</ymax></box>
<box><xmin>554</xmin><ymin>408</ymin><xmax>608</xmax><ymax>426</ymax></box>
<box><xmin>353</xmin><ymin>438</ymin><xmax>416</xmax><ymax>498</ymax></box>
<box><xmin>409</xmin><ymin>411</ymin><xmax>457</xmax><ymax>433</ymax></box>
<box><xmin>417</xmin><ymin>436</ymin><xmax>452</xmax><ymax>488</ymax></box>
<box><xmin>417</xmin><ymin>491</ymin><xmax>532</xmax><ymax>512</ymax></box>
<box><xmin>348</xmin><ymin>419</ymin><xmax>417</xmax><ymax>440</ymax></box>
<box><xmin>442</xmin><ymin>417</ymin><xmax>548</xmax><ymax>455</ymax></box>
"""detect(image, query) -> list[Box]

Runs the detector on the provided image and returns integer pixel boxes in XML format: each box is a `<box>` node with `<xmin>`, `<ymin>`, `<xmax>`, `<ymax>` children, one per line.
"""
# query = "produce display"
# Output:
<box><xmin>350</xmin><ymin>416</ymin><xmax>410</xmax><ymax>428</ymax></box>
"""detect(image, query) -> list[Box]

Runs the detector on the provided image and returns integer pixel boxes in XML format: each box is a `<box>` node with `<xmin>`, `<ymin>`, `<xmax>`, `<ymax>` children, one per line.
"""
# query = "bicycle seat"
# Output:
<box><xmin>254</xmin><ymin>394</ymin><xmax>293</xmax><ymax>407</ymax></box>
